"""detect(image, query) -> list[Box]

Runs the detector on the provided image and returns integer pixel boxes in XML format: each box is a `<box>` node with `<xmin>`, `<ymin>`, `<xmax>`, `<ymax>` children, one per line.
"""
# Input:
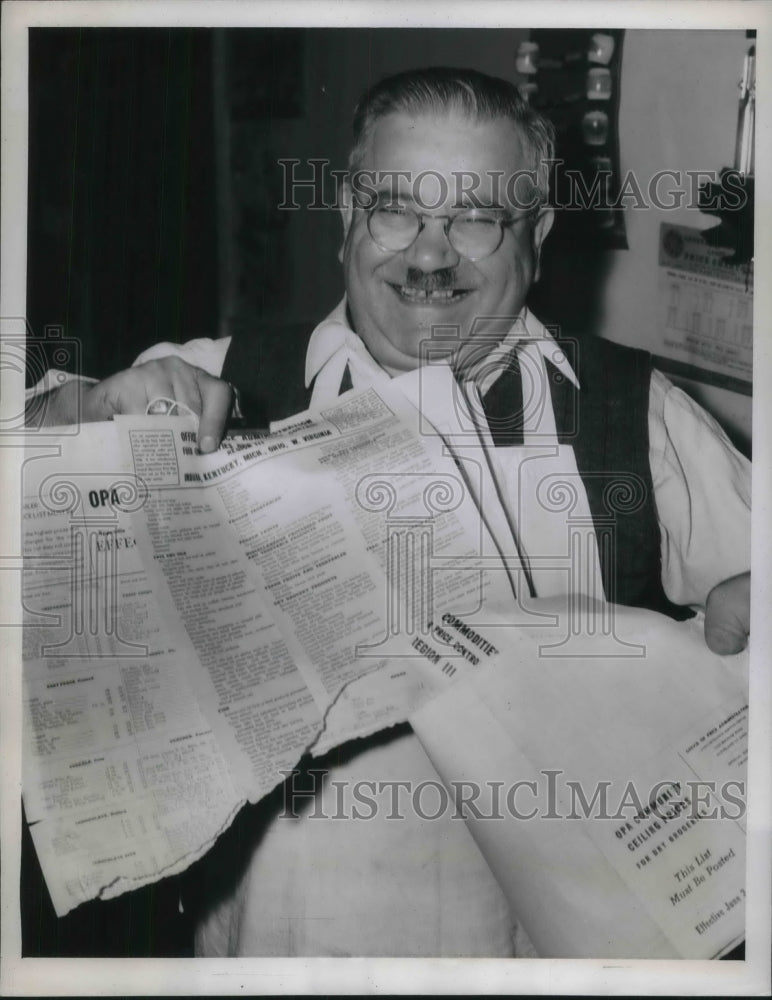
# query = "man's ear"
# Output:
<box><xmin>531</xmin><ymin>206</ymin><xmax>554</xmax><ymax>282</ymax></box>
<box><xmin>338</xmin><ymin>180</ymin><xmax>354</xmax><ymax>263</ymax></box>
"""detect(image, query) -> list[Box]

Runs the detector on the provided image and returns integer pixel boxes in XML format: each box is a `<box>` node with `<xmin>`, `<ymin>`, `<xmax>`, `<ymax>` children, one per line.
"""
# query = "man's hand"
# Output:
<box><xmin>704</xmin><ymin>572</ymin><xmax>751</xmax><ymax>655</ymax></box>
<box><xmin>34</xmin><ymin>358</ymin><xmax>233</xmax><ymax>454</ymax></box>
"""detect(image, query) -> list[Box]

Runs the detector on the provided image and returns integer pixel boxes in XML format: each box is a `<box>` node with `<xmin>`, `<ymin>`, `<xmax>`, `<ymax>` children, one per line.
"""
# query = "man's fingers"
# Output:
<box><xmin>144</xmin><ymin>361</ymin><xmax>233</xmax><ymax>451</ymax></box>
<box><xmin>165</xmin><ymin>362</ymin><xmax>199</xmax><ymax>411</ymax></box>
<box><xmin>704</xmin><ymin>572</ymin><xmax>751</xmax><ymax>655</ymax></box>
<box><xmin>83</xmin><ymin>359</ymin><xmax>187</xmax><ymax>419</ymax></box>
<box><xmin>196</xmin><ymin>373</ymin><xmax>233</xmax><ymax>453</ymax></box>
<box><xmin>79</xmin><ymin>359</ymin><xmax>233</xmax><ymax>452</ymax></box>
<box><xmin>82</xmin><ymin>368</ymin><xmax>165</xmax><ymax>420</ymax></box>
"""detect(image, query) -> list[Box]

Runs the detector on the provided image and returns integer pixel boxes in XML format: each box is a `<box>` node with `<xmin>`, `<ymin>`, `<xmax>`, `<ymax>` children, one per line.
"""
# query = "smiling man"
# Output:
<box><xmin>28</xmin><ymin>67</ymin><xmax>751</xmax><ymax>956</ymax></box>
<box><xmin>340</xmin><ymin>104</ymin><xmax>553</xmax><ymax>376</ymax></box>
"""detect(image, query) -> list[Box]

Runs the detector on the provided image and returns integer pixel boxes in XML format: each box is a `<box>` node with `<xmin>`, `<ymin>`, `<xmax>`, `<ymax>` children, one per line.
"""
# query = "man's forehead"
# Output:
<box><xmin>362</xmin><ymin>109</ymin><xmax>528</xmax><ymax>176</ymax></box>
<box><xmin>355</xmin><ymin>110</ymin><xmax>535</xmax><ymax>210</ymax></box>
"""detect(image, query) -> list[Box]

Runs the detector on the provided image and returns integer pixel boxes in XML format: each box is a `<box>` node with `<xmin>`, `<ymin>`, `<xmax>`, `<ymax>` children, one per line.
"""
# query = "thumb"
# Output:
<box><xmin>704</xmin><ymin>572</ymin><xmax>751</xmax><ymax>655</ymax></box>
<box><xmin>196</xmin><ymin>373</ymin><xmax>234</xmax><ymax>454</ymax></box>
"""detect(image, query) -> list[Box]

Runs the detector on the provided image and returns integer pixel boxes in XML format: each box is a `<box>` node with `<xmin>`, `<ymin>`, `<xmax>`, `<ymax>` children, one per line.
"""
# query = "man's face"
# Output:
<box><xmin>340</xmin><ymin>110</ymin><xmax>554</xmax><ymax>374</ymax></box>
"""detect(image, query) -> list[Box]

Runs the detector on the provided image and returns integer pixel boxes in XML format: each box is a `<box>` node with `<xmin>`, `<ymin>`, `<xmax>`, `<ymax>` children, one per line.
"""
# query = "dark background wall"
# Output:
<box><xmin>27</xmin><ymin>28</ymin><xmax>219</xmax><ymax>381</ymax></box>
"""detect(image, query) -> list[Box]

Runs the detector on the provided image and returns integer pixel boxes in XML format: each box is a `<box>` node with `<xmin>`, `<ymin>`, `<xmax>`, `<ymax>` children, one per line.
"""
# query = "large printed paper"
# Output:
<box><xmin>410</xmin><ymin>599</ymin><xmax>748</xmax><ymax>959</ymax></box>
<box><xmin>22</xmin><ymin>382</ymin><xmax>509</xmax><ymax>914</ymax></box>
<box><xmin>116</xmin><ymin>384</ymin><xmax>514</xmax><ymax>763</ymax></box>
<box><xmin>22</xmin><ymin>383</ymin><xmax>748</xmax><ymax>960</ymax></box>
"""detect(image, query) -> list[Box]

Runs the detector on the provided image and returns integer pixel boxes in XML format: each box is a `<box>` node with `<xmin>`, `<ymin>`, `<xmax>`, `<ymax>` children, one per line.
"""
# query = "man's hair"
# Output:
<box><xmin>348</xmin><ymin>66</ymin><xmax>555</xmax><ymax>206</ymax></box>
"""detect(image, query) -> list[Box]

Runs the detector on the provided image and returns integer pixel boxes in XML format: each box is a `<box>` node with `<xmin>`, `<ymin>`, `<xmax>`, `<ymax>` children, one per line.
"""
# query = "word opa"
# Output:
<box><xmin>88</xmin><ymin>488</ymin><xmax>123</xmax><ymax>508</ymax></box>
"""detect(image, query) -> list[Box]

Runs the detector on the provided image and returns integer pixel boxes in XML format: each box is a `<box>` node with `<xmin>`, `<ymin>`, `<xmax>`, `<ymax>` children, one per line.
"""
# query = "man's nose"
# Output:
<box><xmin>402</xmin><ymin>216</ymin><xmax>461</xmax><ymax>271</ymax></box>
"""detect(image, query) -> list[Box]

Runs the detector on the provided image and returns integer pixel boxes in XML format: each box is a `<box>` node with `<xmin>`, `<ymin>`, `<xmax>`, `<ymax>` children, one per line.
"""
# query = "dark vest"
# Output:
<box><xmin>222</xmin><ymin>325</ymin><xmax>691</xmax><ymax>620</ymax></box>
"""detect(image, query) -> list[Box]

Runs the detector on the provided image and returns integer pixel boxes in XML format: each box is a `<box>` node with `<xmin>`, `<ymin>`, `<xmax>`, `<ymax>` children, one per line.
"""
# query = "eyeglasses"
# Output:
<box><xmin>364</xmin><ymin>204</ymin><xmax>534</xmax><ymax>261</ymax></box>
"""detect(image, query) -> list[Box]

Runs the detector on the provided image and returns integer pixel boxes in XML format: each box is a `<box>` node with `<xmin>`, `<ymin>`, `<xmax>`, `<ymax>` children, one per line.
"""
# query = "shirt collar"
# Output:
<box><xmin>471</xmin><ymin>309</ymin><xmax>581</xmax><ymax>394</ymax></box>
<box><xmin>304</xmin><ymin>297</ymin><xmax>580</xmax><ymax>392</ymax></box>
<box><xmin>304</xmin><ymin>298</ymin><xmax>374</xmax><ymax>387</ymax></box>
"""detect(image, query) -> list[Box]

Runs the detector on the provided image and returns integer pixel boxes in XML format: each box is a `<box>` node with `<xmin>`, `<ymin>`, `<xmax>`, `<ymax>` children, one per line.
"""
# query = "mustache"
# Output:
<box><xmin>401</xmin><ymin>268</ymin><xmax>461</xmax><ymax>291</ymax></box>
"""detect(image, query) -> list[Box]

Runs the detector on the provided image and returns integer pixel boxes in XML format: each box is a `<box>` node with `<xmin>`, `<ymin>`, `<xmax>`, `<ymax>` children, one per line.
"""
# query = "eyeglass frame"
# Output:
<box><xmin>360</xmin><ymin>201</ymin><xmax>540</xmax><ymax>261</ymax></box>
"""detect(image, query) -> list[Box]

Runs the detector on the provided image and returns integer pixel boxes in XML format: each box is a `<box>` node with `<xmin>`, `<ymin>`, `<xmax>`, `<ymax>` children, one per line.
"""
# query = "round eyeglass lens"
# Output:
<box><xmin>368</xmin><ymin>207</ymin><xmax>420</xmax><ymax>251</ymax></box>
<box><xmin>449</xmin><ymin>213</ymin><xmax>504</xmax><ymax>259</ymax></box>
